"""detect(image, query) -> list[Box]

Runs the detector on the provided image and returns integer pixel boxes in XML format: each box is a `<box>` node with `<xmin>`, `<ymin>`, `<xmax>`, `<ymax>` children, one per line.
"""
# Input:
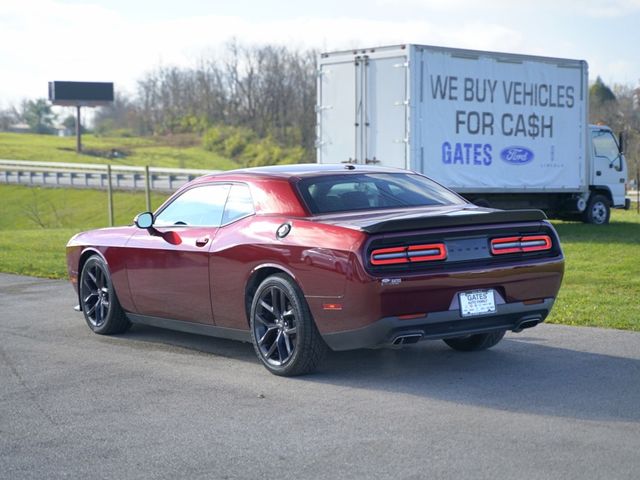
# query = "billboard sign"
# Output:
<box><xmin>48</xmin><ymin>81</ymin><xmax>114</xmax><ymax>106</ymax></box>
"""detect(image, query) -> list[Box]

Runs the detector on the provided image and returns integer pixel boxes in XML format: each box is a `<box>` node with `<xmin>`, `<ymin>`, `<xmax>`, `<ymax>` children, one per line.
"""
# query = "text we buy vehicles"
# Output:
<box><xmin>317</xmin><ymin>44</ymin><xmax>629</xmax><ymax>224</ymax></box>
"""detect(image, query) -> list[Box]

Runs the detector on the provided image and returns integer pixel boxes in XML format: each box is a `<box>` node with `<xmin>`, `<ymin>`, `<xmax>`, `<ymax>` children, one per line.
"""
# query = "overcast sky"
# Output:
<box><xmin>1</xmin><ymin>0</ymin><xmax>639</xmax><ymax>107</ymax></box>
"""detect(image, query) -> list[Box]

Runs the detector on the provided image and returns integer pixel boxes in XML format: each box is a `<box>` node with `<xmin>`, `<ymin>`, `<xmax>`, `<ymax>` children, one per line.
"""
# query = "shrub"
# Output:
<box><xmin>202</xmin><ymin>124</ymin><xmax>306</xmax><ymax>167</ymax></box>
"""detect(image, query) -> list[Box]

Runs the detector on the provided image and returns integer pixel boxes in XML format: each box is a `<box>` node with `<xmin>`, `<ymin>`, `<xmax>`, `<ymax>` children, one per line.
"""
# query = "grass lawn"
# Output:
<box><xmin>0</xmin><ymin>184</ymin><xmax>169</xmax><ymax>278</ymax></box>
<box><xmin>548</xmin><ymin>209</ymin><xmax>640</xmax><ymax>331</ymax></box>
<box><xmin>0</xmin><ymin>132</ymin><xmax>238</xmax><ymax>170</ymax></box>
<box><xmin>0</xmin><ymin>183</ymin><xmax>638</xmax><ymax>331</ymax></box>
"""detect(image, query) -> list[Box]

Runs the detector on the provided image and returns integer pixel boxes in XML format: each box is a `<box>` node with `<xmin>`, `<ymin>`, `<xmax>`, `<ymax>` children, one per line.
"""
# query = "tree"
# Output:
<box><xmin>22</xmin><ymin>98</ymin><xmax>56</xmax><ymax>134</ymax></box>
<box><xmin>62</xmin><ymin>114</ymin><xmax>88</xmax><ymax>134</ymax></box>
<box><xmin>0</xmin><ymin>106</ymin><xmax>19</xmax><ymax>131</ymax></box>
<box><xmin>63</xmin><ymin>115</ymin><xmax>76</xmax><ymax>130</ymax></box>
<box><xmin>590</xmin><ymin>76</ymin><xmax>616</xmax><ymax>105</ymax></box>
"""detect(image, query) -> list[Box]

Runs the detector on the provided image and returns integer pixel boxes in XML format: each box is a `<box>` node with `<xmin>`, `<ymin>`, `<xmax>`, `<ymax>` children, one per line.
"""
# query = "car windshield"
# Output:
<box><xmin>297</xmin><ymin>173</ymin><xmax>465</xmax><ymax>214</ymax></box>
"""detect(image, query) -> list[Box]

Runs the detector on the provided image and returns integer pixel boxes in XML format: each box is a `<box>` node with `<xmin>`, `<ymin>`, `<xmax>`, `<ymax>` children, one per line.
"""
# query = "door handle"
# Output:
<box><xmin>195</xmin><ymin>236</ymin><xmax>210</xmax><ymax>247</ymax></box>
<box><xmin>596</xmin><ymin>171</ymin><xmax>601</xmax><ymax>176</ymax></box>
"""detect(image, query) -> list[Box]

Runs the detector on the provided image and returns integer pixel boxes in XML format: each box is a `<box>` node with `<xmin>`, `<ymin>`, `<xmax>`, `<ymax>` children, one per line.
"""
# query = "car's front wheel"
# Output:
<box><xmin>443</xmin><ymin>330</ymin><xmax>505</xmax><ymax>352</ymax></box>
<box><xmin>79</xmin><ymin>255</ymin><xmax>130</xmax><ymax>335</ymax></box>
<box><xmin>250</xmin><ymin>274</ymin><xmax>328</xmax><ymax>376</ymax></box>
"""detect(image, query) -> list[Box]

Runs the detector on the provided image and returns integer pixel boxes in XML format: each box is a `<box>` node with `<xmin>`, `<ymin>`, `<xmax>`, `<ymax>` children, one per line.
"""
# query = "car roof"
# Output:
<box><xmin>198</xmin><ymin>164</ymin><xmax>408</xmax><ymax>182</ymax></box>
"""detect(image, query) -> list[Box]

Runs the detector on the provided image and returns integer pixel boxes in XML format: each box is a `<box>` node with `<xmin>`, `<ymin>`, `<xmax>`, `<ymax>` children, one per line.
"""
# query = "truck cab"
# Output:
<box><xmin>585</xmin><ymin>125</ymin><xmax>629</xmax><ymax>224</ymax></box>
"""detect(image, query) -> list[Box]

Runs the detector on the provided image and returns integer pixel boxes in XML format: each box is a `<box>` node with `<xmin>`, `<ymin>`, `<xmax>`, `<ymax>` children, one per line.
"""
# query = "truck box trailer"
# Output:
<box><xmin>316</xmin><ymin>44</ymin><xmax>629</xmax><ymax>223</ymax></box>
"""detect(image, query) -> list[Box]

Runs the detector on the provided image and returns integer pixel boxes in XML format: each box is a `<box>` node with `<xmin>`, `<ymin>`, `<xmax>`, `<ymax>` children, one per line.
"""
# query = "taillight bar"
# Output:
<box><xmin>371</xmin><ymin>243</ymin><xmax>447</xmax><ymax>265</ymax></box>
<box><xmin>490</xmin><ymin>235</ymin><xmax>552</xmax><ymax>255</ymax></box>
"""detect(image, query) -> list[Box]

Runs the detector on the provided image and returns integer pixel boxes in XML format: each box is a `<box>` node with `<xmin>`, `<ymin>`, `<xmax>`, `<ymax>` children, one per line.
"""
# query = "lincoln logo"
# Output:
<box><xmin>500</xmin><ymin>146</ymin><xmax>534</xmax><ymax>165</ymax></box>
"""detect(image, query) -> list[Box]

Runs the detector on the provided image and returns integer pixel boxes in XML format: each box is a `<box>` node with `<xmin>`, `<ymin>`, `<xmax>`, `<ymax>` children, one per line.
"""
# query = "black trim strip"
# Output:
<box><xmin>127</xmin><ymin>313</ymin><xmax>251</xmax><ymax>343</ymax></box>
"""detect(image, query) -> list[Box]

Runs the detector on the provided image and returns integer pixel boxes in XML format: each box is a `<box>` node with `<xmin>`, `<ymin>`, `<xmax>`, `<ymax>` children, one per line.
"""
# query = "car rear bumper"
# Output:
<box><xmin>321</xmin><ymin>297</ymin><xmax>554</xmax><ymax>351</ymax></box>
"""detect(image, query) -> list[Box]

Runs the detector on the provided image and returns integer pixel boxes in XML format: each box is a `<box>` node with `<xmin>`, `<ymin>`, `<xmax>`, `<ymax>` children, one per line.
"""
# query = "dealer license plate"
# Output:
<box><xmin>459</xmin><ymin>289</ymin><xmax>496</xmax><ymax>317</ymax></box>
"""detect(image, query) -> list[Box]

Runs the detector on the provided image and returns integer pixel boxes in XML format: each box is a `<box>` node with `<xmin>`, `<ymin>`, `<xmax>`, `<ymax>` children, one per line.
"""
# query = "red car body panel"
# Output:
<box><xmin>125</xmin><ymin>226</ymin><xmax>217</xmax><ymax>323</ymax></box>
<box><xmin>67</xmin><ymin>165</ymin><xmax>564</xmax><ymax>350</ymax></box>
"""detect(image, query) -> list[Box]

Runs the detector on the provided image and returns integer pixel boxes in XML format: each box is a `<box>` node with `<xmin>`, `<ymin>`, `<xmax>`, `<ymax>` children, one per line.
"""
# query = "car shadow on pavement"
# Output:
<box><xmin>311</xmin><ymin>335</ymin><xmax>640</xmax><ymax>423</ymax></box>
<box><xmin>115</xmin><ymin>324</ymin><xmax>640</xmax><ymax>424</ymax></box>
<box><xmin>119</xmin><ymin>323</ymin><xmax>258</xmax><ymax>363</ymax></box>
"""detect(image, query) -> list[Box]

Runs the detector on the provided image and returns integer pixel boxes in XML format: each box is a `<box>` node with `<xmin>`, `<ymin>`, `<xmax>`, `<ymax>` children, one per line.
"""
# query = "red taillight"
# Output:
<box><xmin>370</xmin><ymin>243</ymin><xmax>447</xmax><ymax>265</ymax></box>
<box><xmin>490</xmin><ymin>235</ymin><xmax>552</xmax><ymax>255</ymax></box>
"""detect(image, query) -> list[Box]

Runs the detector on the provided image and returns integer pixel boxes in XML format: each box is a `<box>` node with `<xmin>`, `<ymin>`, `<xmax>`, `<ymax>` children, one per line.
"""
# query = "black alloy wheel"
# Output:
<box><xmin>250</xmin><ymin>274</ymin><xmax>328</xmax><ymax>376</ymax></box>
<box><xmin>81</xmin><ymin>261</ymin><xmax>110</xmax><ymax>328</ymax></box>
<box><xmin>254</xmin><ymin>285</ymin><xmax>298</xmax><ymax>366</ymax></box>
<box><xmin>79</xmin><ymin>255</ymin><xmax>130</xmax><ymax>334</ymax></box>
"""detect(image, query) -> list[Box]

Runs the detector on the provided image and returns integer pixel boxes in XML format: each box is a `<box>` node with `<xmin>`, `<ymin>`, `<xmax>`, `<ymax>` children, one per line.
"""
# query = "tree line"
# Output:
<box><xmin>95</xmin><ymin>41</ymin><xmax>318</xmax><ymax>163</ymax></box>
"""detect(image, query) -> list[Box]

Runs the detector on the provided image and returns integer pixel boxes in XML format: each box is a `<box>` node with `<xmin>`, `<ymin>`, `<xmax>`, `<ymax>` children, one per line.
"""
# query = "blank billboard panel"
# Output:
<box><xmin>48</xmin><ymin>81</ymin><xmax>114</xmax><ymax>106</ymax></box>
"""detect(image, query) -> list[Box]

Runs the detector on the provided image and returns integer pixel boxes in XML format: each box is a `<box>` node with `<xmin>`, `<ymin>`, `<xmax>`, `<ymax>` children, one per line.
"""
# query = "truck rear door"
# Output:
<box><xmin>317</xmin><ymin>58</ymin><xmax>358</xmax><ymax>164</ymax></box>
<box><xmin>317</xmin><ymin>49</ymin><xmax>408</xmax><ymax>168</ymax></box>
<box><xmin>363</xmin><ymin>54</ymin><xmax>408</xmax><ymax>169</ymax></box>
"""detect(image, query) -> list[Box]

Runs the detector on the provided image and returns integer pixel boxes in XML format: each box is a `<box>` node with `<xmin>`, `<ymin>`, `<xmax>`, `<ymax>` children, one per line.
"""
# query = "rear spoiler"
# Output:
<box><xmin>361</xmin><ymin>209</ymin><xmax>547</xmax><ymax>234</ymax></box>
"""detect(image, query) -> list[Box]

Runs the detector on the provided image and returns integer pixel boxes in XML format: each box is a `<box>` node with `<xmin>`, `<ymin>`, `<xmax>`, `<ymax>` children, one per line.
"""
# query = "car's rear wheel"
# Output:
<box><xmin>250</xmin><ymin>274</ymin><xmax>328</xmax><ymax>376</ymax></box>
<box><xmin>79</xmin><ymin>255</ymin><xmax>130</xmax><ymax>335</ymax></box>
<box><xmin>443</xmin><ymin>330</ymin><xmax>506</xmax><ymax>351</ymax></box>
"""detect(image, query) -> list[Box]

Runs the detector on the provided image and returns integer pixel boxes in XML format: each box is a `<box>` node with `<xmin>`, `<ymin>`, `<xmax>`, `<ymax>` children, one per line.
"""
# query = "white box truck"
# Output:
<box><xmin>316</xmin><ymin>44</ymin><xmax>630</xmax><ymax>224</ymax></box>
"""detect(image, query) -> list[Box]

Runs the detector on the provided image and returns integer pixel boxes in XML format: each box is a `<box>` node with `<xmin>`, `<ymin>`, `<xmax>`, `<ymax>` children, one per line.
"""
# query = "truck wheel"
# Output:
<box><xmin>250</xmin><ymin>274</ymin><xmax>328</xmax><ymax>376</ymax></box>
<box><xmin>583</xmin><ymin>194</ymin><xmax>610</xmax><ymax>225</ymax></box>
<box><xmin>443</xmin><ymin>330</ymin><xmax>506</xmax><ymax>351</ymax></box>
<box><xmin>79</xmin><ymin>255</ymin><xmax>130</xmax><ymax>335</ymax></box>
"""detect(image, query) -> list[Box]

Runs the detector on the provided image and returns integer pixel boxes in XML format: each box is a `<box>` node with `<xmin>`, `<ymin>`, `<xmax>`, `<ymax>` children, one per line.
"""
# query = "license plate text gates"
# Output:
<box><xmin>459</xmin><ymin>289</ymin><xmax>496</xmax><ymax>317</ymax></box>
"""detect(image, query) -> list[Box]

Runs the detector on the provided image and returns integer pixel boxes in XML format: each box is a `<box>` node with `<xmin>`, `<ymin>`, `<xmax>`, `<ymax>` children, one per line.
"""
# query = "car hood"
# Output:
<box><xmin>311</xmin><ymin>205</ymin><xmax>547</xmax><ymax>234</ymax></box>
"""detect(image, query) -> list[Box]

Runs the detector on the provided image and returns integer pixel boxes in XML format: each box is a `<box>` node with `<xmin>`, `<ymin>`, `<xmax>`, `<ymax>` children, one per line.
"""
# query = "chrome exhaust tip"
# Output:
<box><xmin>513</xmin><ymin>317</ymin><xmax>541</xmax><ymax>333</ymax></box>
<box><xmin>392</xmin><ymin>333</ymin><xmax>423</xmax><ymax>346</ymax></box>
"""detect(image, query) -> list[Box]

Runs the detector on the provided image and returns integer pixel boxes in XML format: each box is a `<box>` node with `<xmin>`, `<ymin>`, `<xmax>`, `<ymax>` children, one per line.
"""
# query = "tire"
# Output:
<box><xmin>250</xmin><ymin>274</ymin><xmax>328</xmax><ymax>376</ymax></box>
<box><xmin>443</xmin><ymin>330</ymin><xmax>506</xmax><ymax>352</ymax></box>
<box><xmin>79</xmin><ymin>255</ymin><xmax>130</xmax><ymax>335</ymax></box>
<box><xmin>583</xmin><ymin>194</ymin><xmax>610</xmax><ymax>225</ymax></box>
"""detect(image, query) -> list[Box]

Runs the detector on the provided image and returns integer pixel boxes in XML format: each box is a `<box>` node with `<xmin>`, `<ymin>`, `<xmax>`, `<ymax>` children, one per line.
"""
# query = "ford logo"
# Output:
<box><xmin>500</xmin><ymin>146</ymin><xmax>534</xmax><ymax>165</ymax></box>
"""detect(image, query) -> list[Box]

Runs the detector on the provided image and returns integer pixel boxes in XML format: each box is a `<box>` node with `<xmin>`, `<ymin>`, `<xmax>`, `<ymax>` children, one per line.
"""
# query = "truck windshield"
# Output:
<box><xmin>297</xmin><ymin>173</ymin><xmax>465</xmax><ymax>214</ymax></box>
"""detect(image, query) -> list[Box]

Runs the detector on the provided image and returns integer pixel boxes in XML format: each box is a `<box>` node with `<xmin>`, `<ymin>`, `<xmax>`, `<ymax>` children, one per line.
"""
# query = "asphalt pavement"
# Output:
<box><xmin>1</xmin><ymin>273</ymin><xmax>639</xmax><ymax>479</ymax></box>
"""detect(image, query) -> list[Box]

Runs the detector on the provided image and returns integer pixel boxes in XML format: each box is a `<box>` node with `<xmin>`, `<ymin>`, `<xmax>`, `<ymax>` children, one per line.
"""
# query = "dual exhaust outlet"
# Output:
<box><xmin>390</xmin><ymin>315</ymin><xmax>542</xmax><ymax>346</ymax></box>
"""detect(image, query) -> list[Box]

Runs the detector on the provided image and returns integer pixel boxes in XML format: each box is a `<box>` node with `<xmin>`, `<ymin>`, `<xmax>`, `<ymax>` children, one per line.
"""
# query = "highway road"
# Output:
<box><xmin>1</xmin><ymin>273</ymin><xmax>639</xmax><ymax>479</ymax></box>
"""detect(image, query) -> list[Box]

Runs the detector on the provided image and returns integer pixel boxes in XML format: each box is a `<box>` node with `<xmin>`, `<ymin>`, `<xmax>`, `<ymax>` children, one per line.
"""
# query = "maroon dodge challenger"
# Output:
<box><xmin>67</xmin><ymin>164</ymin><xmax>564</xmax><ymax>376</ymax></box>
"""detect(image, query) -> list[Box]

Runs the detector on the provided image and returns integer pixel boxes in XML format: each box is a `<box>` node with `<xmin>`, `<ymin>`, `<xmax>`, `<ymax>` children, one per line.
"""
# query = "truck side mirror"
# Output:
<box><xmin>618</xmin><ymin>132</ymin><xmax>624</xmax><ymax>154</ymax></box>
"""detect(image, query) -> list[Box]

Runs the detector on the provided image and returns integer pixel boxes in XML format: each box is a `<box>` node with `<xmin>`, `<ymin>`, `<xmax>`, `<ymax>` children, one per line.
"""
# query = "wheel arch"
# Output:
<box><xmin>589</xmin><ymin>186</ymin><xmax>613</xmax><ymax>204</ymax></box>
<box><xmin>244</xmin><ymin>264</ymin><xmax>299</xmax><ymax>326</ymax></box>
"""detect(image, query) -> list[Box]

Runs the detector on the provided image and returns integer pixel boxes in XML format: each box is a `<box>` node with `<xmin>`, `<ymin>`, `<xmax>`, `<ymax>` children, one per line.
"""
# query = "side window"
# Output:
<box><xmin>592</xmin><ymin>130</ymin><xmax>620</xmax><ymax>162</ymax></box>
<box><xmin>154</xmin><ymin>184</ymin><xmax>231</xmax><ymax>227</ymax></box>
<box><xmin>222</xmin><ymin>184</ymin><xmax>255</xmax><ymax>224</ymax></box>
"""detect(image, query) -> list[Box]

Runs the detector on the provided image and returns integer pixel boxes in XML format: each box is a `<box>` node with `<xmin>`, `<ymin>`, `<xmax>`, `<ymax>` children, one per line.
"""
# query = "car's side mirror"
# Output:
<box><xmin>134</xmin><ymin>212</ymin><xmax>154</xmax><ymax>229</ymax></box>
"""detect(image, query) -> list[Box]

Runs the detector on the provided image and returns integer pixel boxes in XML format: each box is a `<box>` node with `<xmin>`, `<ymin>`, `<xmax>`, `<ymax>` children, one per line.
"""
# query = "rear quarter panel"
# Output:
<box><xmin>209</xmin><ymin>215</ymin><xmax>365</xmax><ymax>329</ymax></box>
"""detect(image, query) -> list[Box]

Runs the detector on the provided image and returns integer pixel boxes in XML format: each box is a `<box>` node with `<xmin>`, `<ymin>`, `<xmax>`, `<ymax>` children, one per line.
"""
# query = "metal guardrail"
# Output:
<box><xmin>0</xmin><ymin>159</ymin><xmax>218</xmax><ymax>192</ymax></box>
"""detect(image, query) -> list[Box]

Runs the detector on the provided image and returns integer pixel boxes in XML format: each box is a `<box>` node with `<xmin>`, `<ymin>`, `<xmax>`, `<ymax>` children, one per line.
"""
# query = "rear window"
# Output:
<box><xmin>297</xmin><ymin>173</ymin><xmax>464</xmax><ymax>214</ymax></box>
